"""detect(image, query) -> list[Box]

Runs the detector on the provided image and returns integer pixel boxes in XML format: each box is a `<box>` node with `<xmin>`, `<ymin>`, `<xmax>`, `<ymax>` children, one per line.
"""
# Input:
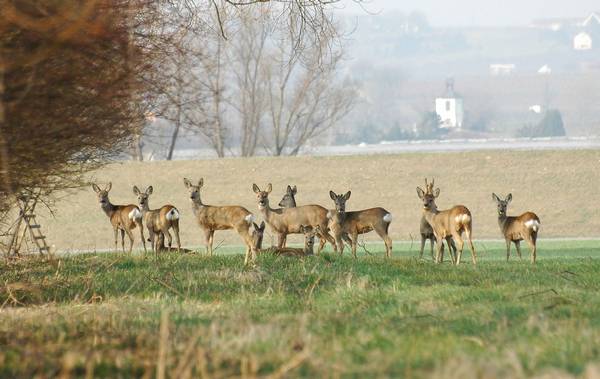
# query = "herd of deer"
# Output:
<box><xmin>91</xmin><ymin>177</ymin><xmax>541</xmax><ymax>265</ymax></box>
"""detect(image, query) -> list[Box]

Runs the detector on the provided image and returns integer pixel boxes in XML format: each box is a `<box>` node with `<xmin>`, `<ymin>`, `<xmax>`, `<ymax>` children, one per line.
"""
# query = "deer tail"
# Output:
<box><xmin>524</xmin><ymin>219</ymin><xmax>541</xmax><ymax>232</ymax></box>
<box><xmin>166</xmin><ymin>208</ymin><xmax>180</xmax><ymax>221</ymax></box>
<box><xmin>383</xmin><ymin>213</ymin><xmax>393</xmax><ymax>223</ymax></box>
<box><xmin>129</xmin><ymin>208</ymin><xmax>142</xmax><ymax>221</ymax></box>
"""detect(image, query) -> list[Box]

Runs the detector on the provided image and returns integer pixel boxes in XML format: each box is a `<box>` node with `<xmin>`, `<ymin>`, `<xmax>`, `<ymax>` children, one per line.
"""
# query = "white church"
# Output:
<box><xmin>435</xmin><ymin>79</ymin><xmax>464</xmax><ymax>129</ymax></box>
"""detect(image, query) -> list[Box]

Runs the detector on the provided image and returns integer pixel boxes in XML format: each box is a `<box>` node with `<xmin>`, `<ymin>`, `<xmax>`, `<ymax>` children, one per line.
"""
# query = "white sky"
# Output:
<box><xmin>337</xmin><ymin>0</ymin><xmax>599</xmax><ymax>27</ymax></box>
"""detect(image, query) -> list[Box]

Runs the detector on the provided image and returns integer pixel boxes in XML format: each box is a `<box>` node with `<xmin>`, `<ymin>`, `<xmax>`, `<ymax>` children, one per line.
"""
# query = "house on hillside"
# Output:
<box><xmin>435</xmin><ymin>79</ymin><xmax>463</xmax><ymax>129</ymax></box>
<box><xmin>490</xmin><ymin>64</ymin><xmax>516</xmax><ymax>76</ymax></box>
<box><xmin>574</xmin><ymin>32</ymin><xmax>593</xmax><ymax>50</ymax></box>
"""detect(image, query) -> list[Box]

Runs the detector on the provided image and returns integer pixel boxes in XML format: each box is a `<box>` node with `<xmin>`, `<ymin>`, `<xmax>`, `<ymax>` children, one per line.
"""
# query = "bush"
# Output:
<box><xmin>517</xmin><ymin>109</ymin><xmax>566</xmax><ymax>137</ymax></box>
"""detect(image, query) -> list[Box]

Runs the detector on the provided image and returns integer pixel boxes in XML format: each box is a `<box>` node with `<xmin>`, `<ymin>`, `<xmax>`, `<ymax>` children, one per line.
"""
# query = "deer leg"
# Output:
<box><xmin>120</xmin><ymin>229</ymin><xmax>126</xmax><ymax>253</ymax></box>
<box><xmin>335</xmin><ymin>233</ymin><xmax>345</xmax><ymax>256</ymax></box>
<box><xmin>172</xmin><ymin>222</ymin><xmax>181</xmax><ymax>253</ymax></box>
<box><xmin>323</xmin><ymin>230</ymin><xmax>338</xmax><ymax>253</ymax></box>
<box><xmin>351</xmin><ymin>231</ymin><xmax>358</xmax><ymax>259</ymax></box>
<box><xmin>525</xmin><ymin>235</ymin><xmax>536</xmax><ymax>264</ymax></box>
<box><xmin>419</xmin><ymin>235</ymin><xmax>426</xmax><ymax>259</ymax></box>
<box><xmin>452</xmin><ymin>232</ymin><xmax>464</xmax><ymax>265</ymax></box>
<box><xmin>505</xmin><ymin>239</ymin><xmax>511</xmax><ymax>261</ymax></box>
<box><xmin>434</xmin><ymin>236</ymin><xmax>444</xmax><ymax>264</ymax></box>
<box><xmin>148</xmin><ymin>229</ymin><xmax>155</xmax><ymax>254</ymax></box>
<box><xmin>203</xmin><ymin>229</ymin><xmax>212</xmax><ymax>256</ymax></box>
<box><xmin>465</xmin><ymin>228</ymin><xmax>476</xmax><ymax>265</ymax></box>
<box><xmin>137</xmin><ymin>221</ymin><xmax>147</xmax><ymax>254</ymax></box>
<box><xmin>113</xmin><ymin>227</ymin><xmax>119</xmax><ymax>252</ymax></box>
<box><xmin>277</xmin><ymin>233</ymin><xmax>287</xmax><ymax>249</ymax></box>
<box><xmin>515</xmin><ymin>240</ymin><xmax>523</xmax><ymax>260</ymax></box>
<box><xmin>375</xmin><ymin>227</ymin><xmax>392</xmax><ymax>258</ymax></box>
<box><xmin>445</xmin><ymin>237</ymin><xmax>456</xmax><ymax>264</ymax></box>
<box><xmin>162</xmin><ymin>227</ymin><xmax>173</xmax><ymax>252</ymax></box>
<box><xmin>237</xmin><ymin>227</ymin><xmax>256</xmax><ymax>265</ymax></box>
<box><xmin>125</xmin><ymin>228</ymin><xmax>135</xmax><ymax>254</ymax></box>
<box><xmin>429</xmin><ymin>237</ymin><xmax>436</xmax><ymax>260</ymax></box>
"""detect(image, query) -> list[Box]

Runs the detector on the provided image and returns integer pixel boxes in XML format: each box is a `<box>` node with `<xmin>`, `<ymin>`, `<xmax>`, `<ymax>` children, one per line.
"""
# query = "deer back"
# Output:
<box><xmin>195</xmin><ymin>204</ymin><xmax>254</xmax><ymax>230</ymax></box>
<box><xmin>333</xmin><ymin>207</ymin><xmax>391</xmax><ymax>234</ymax></box>
<box><xmin>266</xmin><ymin>205</ymin><xmax>328</xmax><ymax>234</ymax></box>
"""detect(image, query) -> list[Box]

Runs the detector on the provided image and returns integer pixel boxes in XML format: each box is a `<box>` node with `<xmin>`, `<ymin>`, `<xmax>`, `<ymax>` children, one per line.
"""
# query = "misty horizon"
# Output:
<box><xmin>339</xmin><ymin>0</ymin><xmax>598</xmax><ymax>27</ymax></box>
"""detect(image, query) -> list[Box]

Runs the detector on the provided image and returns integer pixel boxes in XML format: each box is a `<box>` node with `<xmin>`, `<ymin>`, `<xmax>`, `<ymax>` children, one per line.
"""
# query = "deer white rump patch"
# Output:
<box><xmin>524</xmin><ymin>219</ymin><xmax>541</xmax><ymax>232</ymax></box>
<box><xmin>327</xmin><ymin>211</ymin><xmax>333</xmax><ymax>219</ymax></box>
<box><xmin>129</xmin><ymin>208</ymin><xmax>142</xmax><ymax>221</ymax></box>
<box><xmin>166</xmin><ymin>208</ymin><xmax>179</xmax><ymax>221</ymax></box>
<box><xmin>245</xmin><ymin>214</ymin><xmax>255</xmax><ymax>224</ymax></box>
<box><xmin>455</xmin><ymin>214</ymin><xmax>471</xmax><ymax>224</ymax></box>
<box><xmin>383</xmin><ymin>213</ymin><xmax>393</xmax><ymax>223</ymax></box>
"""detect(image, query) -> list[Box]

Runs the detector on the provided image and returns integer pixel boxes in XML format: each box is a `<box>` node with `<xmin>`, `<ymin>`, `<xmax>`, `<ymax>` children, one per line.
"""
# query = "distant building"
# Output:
<box><xmin>574</xmin><ymin>32</ymin><xmax>593</xmax><ymax>50</ymax></box>
<box><xmin>529</xmin><ymin>105</ymin><xmax>542</xmax><ymax>114</ymax></box>
<box><xmin>435</xmin><ymin>79</ymin><xmax>463</xmax><ymax>129</ymax></box>
<box><xmin>538</xmin><ymin>65</ymin><xmax>552</xmax><ymax>74</ymax></box>
<box><xmin>490</xmin><ymin>64</ymin><xmax>516</xmax><ymax>76</ymax></box>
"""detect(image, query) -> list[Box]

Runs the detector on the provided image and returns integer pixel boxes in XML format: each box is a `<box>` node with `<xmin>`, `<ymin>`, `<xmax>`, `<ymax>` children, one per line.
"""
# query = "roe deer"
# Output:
<box><xmin>92</xmin><ymin>182</ymin><xmax>147</xmax><ymax>254</ymax></box>
<box><xmin>184</xmin><ymin>178</ymin><xmax>257</xmax><ymax>265</ymax></box>
<box><xmin>416</xmin><ymin>180</ymin><xmax>476</xmax><ymax>265</ymax></box>
<box><xmin>419</xmin><ymin>179</ymin><xmax>456</xmax><ymax>261</ymax></box>
<box><xmin>252</xmin><ymin>222</ymin><xmax>318</xmax><ymax>257</ymax></box>
<box><xmin>133</xmin><ymin>185</ymin><xmax>181</xmax><ymax>254</ymax></box>
<box><xmin>492</xmin><ymin>193</ymin><xmax>541</xmax><ymax>263</ymax></box>
<box><xmin>252</xmin><ymin>183</ymin><xmax>337</xmax><ymax>253</ymax></box>
<box><xmin>278</xmin><ymin>185</ymin><xmax>297</xmax><ymax>208</ymax></box>
<box><xmin>328</xmin><ymin>191</ymin><xmax>393</xmax><ymax>258</ymax></box>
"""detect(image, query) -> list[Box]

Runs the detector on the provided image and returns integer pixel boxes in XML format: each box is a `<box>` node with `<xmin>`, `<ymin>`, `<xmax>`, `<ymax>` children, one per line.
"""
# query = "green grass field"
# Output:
<box><xmin>2</xmin><ymin>241</ymin><xmax>600</xmax><ymax>378</ymax></box>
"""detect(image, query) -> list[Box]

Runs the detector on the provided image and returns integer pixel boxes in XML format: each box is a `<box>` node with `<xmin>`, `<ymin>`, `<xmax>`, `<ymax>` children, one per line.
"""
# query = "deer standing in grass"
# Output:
<box><xmin>492</xmin><ymin>193</ymin><xmax>541</xmax><ymax>263</ymax></box>
<box><xmin>416</xmin><ymin>179</ymin><xmax>476</xmax><ymax>265</ymax></box>
<box><xmin>253</xmin><ymin>183</ymin><xmax>337</xmax><ymax>253</ymax></box>
<box><xmin>328</xmin><ymin>191</ymin><xmax>393</xmax><ymax>258</ymax></box>
<box><xmin>133</xmin><ymin>185</ymin><xmax>181</xmax><ymax>254</ymax></box>
<box><xmin>251</xmin><ymin>221</ymin><xmax>318</xmax><ymax>257</ymax></box>
<box><xmin>184</xmin><ymin>178</ymin><xmax>257</xmax><ymax>264</ymax></box>
<box><xmin>419</xmin><ymin>179</ymin><xmax>456</xmax><ymax>261</ymax></box>
<box><xmin>92</xmin><ymin>183</ymin><xmax>147</xmax><ymax>254</ymax></box>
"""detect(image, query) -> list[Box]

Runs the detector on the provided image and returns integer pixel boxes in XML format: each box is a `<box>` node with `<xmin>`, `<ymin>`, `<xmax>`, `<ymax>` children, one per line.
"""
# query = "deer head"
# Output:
<box><xmin>492</xmin><ymin>193</ymin><xmax>512</xmax><ymax>216</ymax></box>
<box><xmin>92</xmin><ymin>182</ymin><xmax>112</xmax><ymax>207</ymax></box>
<box><xmin>416</xmin><ymin>178</ymin><xmax>440</xmax><ymax>211</ymax></box>
<box><xmin>300</xmin><ymin>225</ymin><xmax>319</xmax><ymax>255</ymax></box>
<box><xmin>329</xmin><ymin>190</ymin><xmax>351</xmax><ymax>213</ymax></box>
<box><xmin>253</xmin><ymin>183</ymin><xmax>272</xmax><ymax>209</ymax></box>
<box><xmin>183</xmin><ymin>178</ymin><xmax>204</xmax><ymax>204</ymax></box>
<box><xmin>133</xmin><ymin>185</ymin><xmax>153</xmax><ymax>209</ymax></box>
<box><xmin>278</xmin><ymin>185</ymin><xmax>297</xmax><ymax>208</ymax></box>
<box><xmin>251</xmin><ymin>221</ymin><xmax>266</xmax><ymax>250</ymax></box>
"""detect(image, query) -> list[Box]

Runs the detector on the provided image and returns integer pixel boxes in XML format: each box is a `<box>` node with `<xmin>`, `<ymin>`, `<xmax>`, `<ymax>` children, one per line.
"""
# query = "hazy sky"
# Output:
<box><xmin>338</xmin><ymin>0</ymin><xmax>599</xmax><ymax>26</ymax></box>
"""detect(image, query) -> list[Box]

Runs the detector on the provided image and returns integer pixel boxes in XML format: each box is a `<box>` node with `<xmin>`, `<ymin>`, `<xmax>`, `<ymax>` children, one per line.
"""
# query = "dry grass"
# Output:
<box><xmin>35</xmin><ymin>149</ymin><xmax>600</xmax><ymax>252</ymax></box>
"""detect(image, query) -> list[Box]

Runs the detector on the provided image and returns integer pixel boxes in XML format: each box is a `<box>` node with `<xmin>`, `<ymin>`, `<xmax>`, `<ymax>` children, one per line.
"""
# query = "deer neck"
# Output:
<box><xmin>497</xmin><ymin>213</ymin><xmax>508</xmax><ymax>229</ymax></box>
<box><xmin>422</xmin><ymin>205</ymin><xmax>439</xmax><ymax>225</ymax></box>
<box><xmin>101</xmin><ymin>201</ymin><xmax>117</xmax><ymax>218</ymax></box>
<box><xmin>191</xmin><ymin>199</ymin><xmax>205</xmax><ymax>216</ymax></box>
<box><xmin>140</xmin><ymin>202</ymin><xmax>151</xmax><ymax>214</ymax></box>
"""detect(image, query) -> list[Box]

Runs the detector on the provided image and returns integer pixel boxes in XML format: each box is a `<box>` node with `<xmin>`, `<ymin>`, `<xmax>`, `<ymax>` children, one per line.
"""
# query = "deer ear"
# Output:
<box><xmin>133</xmin><ymin>185</ymin><xmax>141</xmax><ymax>195</ymax></box>
<box><xmin>492</xmin><ymin>193</ymin><xmax>500</xmax><ymax>202</ymax></box>
<box><xmin>146</xmin><ymin>186</ymin><xmax>153</xmax><ymax>195</ymax></box>
<box><xmin>105</xmin><ymin>182</ymin><xmax>112</xmax><ymax>192</ymax></box>
<box><xmin>183</xmin><ymin>178</ymin><xmax>191</xmax><ymax>188</ymax></box>
<box><xmin>253</xmin><ymin>184</ymin><xmax>260</xmax><ymax>193</ymax></box>
<box><xmin>198</xmin><ymin>178</ymin><xmax>204</xmax><ymax>188</ymax></box>
<box><xmin>506</xmin><ymin>193</ymin><xmax>512</xmax><ymax>203</ymax></box>
<box><xmin>92</xmin><ymin>183</ymin><xmax>101</xmax><ymax>193</ymax></box>
<box><xmin>416</xmin><ymin>187</ymin><xmax>425</xmax><ymax>199</ymax></box>
<box><xmin>291</xmin><ymin>185</ymin><xmax>297</xmax><ymax>195</ymax></box>
<box><xmin>433</xmin><ymin>188</ymin><xmax>440</xmax><ymax>198</ymax></box>
<box><xmin>344</xmin><ymin>191</ymin><xmax>351</xmax><ymax>201</ymax></box>
<box><xmin>266</xmin><ymin>183</ymin><xmax>272</xmax><ymax>193</ymax></box>
<box><xmin>259</xmin><ymin>221</ymin><xmax>265</xmax><ymax>230</ymax></box>
<box><xmin>253</xmin><ymin>222</ymin><xmax>259</xmax><ymax>230</ymax></box>
<box><xmin>329</xmin><ymin>191</ymin><xmax>336</xmax><ymax>200</ymax></box>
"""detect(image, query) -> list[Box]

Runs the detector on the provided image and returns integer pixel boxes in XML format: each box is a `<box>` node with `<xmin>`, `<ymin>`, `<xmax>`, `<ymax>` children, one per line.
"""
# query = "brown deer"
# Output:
<box><xmin>492</xmin><ymin>193</ymin><xmax>541</xmax><ymax>263</ymax></box>
<box><xmin>328</xmin><ymin>191</ymin><xmax>393</xmax><ymax>258</ymax></box>
<box><xmin>252</xmin><ymin>183</ymin><xmax>337</xmax><ymax>253</ymax></box>
<box><xmin>92</xmin><ymin>183</ymin><xmax>147</xmax><ymax>254</ymax></box>
<box><xmin>416</xmin><ymin>179</ymin><xmax>476</xmax><ymax>265</ymax></box>
<box><xmin>419</xmin><ymin>179</ymin><xmax>456</xmax><ymax>261</ymax></box>
<box><xmin>133</xmin><ymin>185</ymin><xmax>181</xmax><ymax>254</ymax></box>
<box><xmin>278</xmin><ymin>185</ymin><xmax>297</xmax><ymax>208</ymax></box>
<box><xmin>252</xmin><ymin>222</ymin><xmax>318</xmax><ymax>257</ymax></box>
<box><xmin>184</xmin><ymin>178</ymin><xmax>257</xmax><ymax>265</ymax></box>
